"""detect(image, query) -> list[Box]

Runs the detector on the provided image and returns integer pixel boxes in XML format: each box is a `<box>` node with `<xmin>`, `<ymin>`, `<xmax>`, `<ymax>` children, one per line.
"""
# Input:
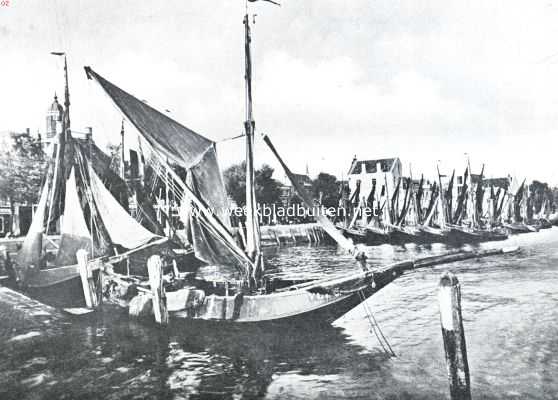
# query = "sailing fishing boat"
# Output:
<box><xmin>79</xmin><ymin>10</ymin><xmax>393</xmax><ymax>324</ymax></box>
<box><xmin>386</xmin><ymin>176</ymin><xmax>426</xmax><ymax>245</ymax></box>
<box><xmin>530</xmin><ymin>189</ymin><xmax>552</xmax><ymax>229</ymax></box>
<box><xmin>502</xmin><ymin>178</ymin><xmax>538</xmax><ymax>233</ymax></box>
<box><xmin>417</xmin><ymin>165</ymin><xmax>451</xmax><ymax>242</ymax></box>
<box><xmin>363</xmin><ymin>176</ymin><xmax>391</xmax><ymax>245</ymax></box>
<box><xmin>336</xmin><ymin>180</ymin><xmax>370</xmax><ymax>244</ymax></box>
<box><xmin>338</xmin><ymin>178</ymin><xmax>389</xmax><ymax>246</ymax></box>
<box><xmin>447</xmin><ymin>163</ymin><xmax>507</xmax><ymax>243</ymax></box>
<box><xmin>10</xmin><ymin>56</ymin><xmax>171</xmax><ymax>308</ymax></box>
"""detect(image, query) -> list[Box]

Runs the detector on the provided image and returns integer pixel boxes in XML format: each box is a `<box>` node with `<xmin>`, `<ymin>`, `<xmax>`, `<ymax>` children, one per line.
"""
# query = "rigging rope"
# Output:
<box><xmin>358</xmin><ymin>290</ymin><xmax>396</xmax><ymax>357</ymax></box>
<box><xmin>143</xmin><ymin>145</ymin><xmax>252</xmax><ymax>270</ymax></box>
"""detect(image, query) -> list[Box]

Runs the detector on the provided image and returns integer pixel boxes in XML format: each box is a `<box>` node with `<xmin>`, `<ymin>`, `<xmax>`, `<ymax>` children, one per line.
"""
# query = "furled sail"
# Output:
<box><xmin>397</xmin><ymin>178</ymin><xmax>412</xmax><ymax>226</ymax></box>
<box><xmin>513</xmin><ymin>180</ymin><xmax>525</xmax><ymax>222</ymax></box>
<box><xmin>453</xmin><ymin>167</ymin><xmax>469</xmax><ymax>224</ymax></box>
<box><xmin>391</xmin><ymin>178</ymin><xmax>401</xmax><ymax>222</ymax></box>
<box><xmin>423</xmin><ymin>182</ymin><xmax>438</xmax><ymax>225</ymax></box>
<box><xmin>475</xmin><ymin>165</ymin><xmax>485</xmax><ymax>224</ymax></box>
<box><xmin>445</xmin><ymin>170</ymin><xmax>455</xmax><ymax>222</ymax></box>
<box><xmin>416</xmin><ymin>175</ymin><xmax>424</xmax><ymax>223</ymax></box>
<box><xmin>54</xmin><ymin>167</ymin><xmax>92</xmax><ymax>266</ymax></box>
<box><xmin>89</xmin><ymin>168</ymin><xmax>159</xmax><ymax>249</ymax></box>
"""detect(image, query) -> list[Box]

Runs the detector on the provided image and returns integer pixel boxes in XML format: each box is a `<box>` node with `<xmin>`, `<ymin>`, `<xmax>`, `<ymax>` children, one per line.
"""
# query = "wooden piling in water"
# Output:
<box><xmin>77</xmin><ymin>249</ymin><xmax>98</xmax><ymax>309</ymax></box>
<box><xmin>147</xmin><ymin>255</ymin><xmax>168</xmax><ymax>325</ymax></box>
<box><xmin>0</xmin><ymin>245</ymin><xmax>9</xmax><ymax>280</ymax></box>
<box><xmin>438</xmin><ymin>272</ymin><xmax>471</xmax><ymax>400</ymax></box>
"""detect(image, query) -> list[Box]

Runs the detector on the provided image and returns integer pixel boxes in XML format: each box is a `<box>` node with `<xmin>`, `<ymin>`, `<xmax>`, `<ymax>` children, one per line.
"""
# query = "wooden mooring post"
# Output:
<box><xmin>438</xmin><ymin>272</ymin><xmax>471</xmax><ymax>400</ymax></box>
<box><xmin>77</xmin><ymin>249</ymin><xmax>98</xmax><ymax>309</ymax></box>
<box><xmin>0</xmin><ymin>245</ymin><xmax>9</xmax><ymax>280</ymax></box>
<box><xmin>147</xmin><ymin>255</ymin><xmax>168</xmax><ymax>325</ymax></box>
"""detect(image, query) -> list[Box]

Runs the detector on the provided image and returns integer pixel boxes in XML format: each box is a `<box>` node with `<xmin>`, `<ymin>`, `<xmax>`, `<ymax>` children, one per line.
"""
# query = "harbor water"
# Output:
<box><xmin>1</xmin><ymin>229</ymin><xmax>558</xmax><ymax>399</ymax></box>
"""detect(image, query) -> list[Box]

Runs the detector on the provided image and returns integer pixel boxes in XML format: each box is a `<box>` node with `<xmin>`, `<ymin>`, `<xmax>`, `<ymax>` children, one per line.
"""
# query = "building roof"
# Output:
<box><xmin>484</xmin><ymin>177</ymin><xmax>510</xmax><ymax>190</ymax></box>
<box><xmin>48</xmin><ymin>94</ymin><xmax>63</xmax><ymax>114</ymax></box>
<box><xmin>348</xmin><ymin>157</ymin><xmax>398</xmax><ymax>175</ymax></box>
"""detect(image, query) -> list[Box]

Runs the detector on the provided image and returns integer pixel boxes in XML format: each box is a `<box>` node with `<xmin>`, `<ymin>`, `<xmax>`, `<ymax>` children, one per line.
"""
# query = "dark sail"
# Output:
<box><xmin>445</xmin><ymin>170</ymin><xmax>455</xmax><ymax>223</ymax></box>
<box><xmin>423</xmin><ymin>182</ymin><xmax>438</xmax><ymax>225</ymax></box>
<box><xmin>397</xmin><ymin>178</ymin><xmax>412</xmax><ymax>225</ymax></box>
<box><xmin>416</xmin><ymin>175</ymin><xmax>424</xmax><ymax>223</ymax></box>
<box><xmin>84</xmin><ymin>66</ymin><xmax>250</xmax><ymax>274</ymax></box>
<box><xmin>350</xmin><ymin>180</ymin><xmax>361</xmax><ymax>208</ymax></box>
<box><xmin>391</xmin><ymin>178</ymin><xmax>401</xmax><ymax>223</ymax></box>
<box><xmin>366</xmin><ymin>179</ymin><xmax>376</xmax><ymax>223</ymax></box>
<box><xmin>366</xmin><ymin>179</ymin><xmax>376</xmax><ymax>209</ymax></box>
<box><xmin>453</xmin><ymin>168</ymin><xmax>469</xmax><ymax>224</ymax></box>
<box><xmin>514</xmin><ymin>180</ymin><xmax>525</xmax><ymax>222</ymax></box>
<box><xmin>84</xmin><ymin>67</ymin><xmax>230</xmax><ymax>228</ymax></box>
<box><xmin>495</xmin><ymin>187</ymin><xmax>506</xmax><ymax>220</ymax></box>
<box><xmin>183</xmin><ymin>171</ymin><xmax>246</xmax><ymax>273</ymax></box>
<box><xmin>475</xmin><ymin>165</ymin><xmax>485</xmax><ymax>223</ymax></box>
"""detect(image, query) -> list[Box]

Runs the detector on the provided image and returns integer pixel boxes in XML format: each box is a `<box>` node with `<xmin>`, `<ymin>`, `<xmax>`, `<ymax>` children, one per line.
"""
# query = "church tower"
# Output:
<box><xmin>45</xmin><ymin>93</ymin><xmax>64</xmax><ymax>149</ymax></box>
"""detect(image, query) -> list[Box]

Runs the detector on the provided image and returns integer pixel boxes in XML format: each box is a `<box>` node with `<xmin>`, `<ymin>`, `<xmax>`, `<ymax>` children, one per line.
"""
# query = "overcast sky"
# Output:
<box><xmin>2</xmin><ymin>0</ymin><xmax>558</xmax><ymax>184</ymax></box>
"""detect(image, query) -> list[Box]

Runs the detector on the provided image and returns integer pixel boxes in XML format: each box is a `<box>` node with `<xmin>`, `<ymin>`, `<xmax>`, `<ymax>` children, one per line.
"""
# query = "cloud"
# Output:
<box><xmin>2</xmin><ymin>0</ymin><xmax>558</xmax><ymax>183</ymax></box>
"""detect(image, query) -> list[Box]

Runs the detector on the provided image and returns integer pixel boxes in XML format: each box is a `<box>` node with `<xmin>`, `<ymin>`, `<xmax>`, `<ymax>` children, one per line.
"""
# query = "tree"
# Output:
<box><xmin>312</xmin><ymin>172</ymin><xmax>340</xmax><ymax>208</ymax></box>
<box><xmin>0</xmin><ymin>132</ymin><xmax>46</xmax><ymax>234</ymax></box>
<box><xmin>256</xmin><ymin>164</ymin><xmax>282</xmax><ymax>206</ymax></box>
<box><xmin>223</xmin><ymin>162</ymin><xmax>282</xmax><ymax>207</ymax></box>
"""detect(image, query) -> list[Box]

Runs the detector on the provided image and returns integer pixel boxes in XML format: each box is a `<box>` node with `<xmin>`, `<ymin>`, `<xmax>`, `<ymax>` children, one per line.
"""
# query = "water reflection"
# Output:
<box><xmin>1</xmin><ymin>228</ymin><xmax>558</xmax><ymax>399</ymax></box>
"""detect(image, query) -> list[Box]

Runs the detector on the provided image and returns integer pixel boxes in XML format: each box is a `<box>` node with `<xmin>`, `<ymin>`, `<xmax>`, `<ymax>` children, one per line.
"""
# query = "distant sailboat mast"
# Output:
<box><xmin>436</xmin><ymin>163</ymin><xmax>447</xmax><ymax>229</ymax></box>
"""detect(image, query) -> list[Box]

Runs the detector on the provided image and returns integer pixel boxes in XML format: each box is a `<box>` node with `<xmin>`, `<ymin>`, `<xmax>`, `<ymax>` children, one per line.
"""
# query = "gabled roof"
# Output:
<box><xmin>348</xmin><ymin>158</ymin><xmax>398</xmax><ymax>175</ymax></box>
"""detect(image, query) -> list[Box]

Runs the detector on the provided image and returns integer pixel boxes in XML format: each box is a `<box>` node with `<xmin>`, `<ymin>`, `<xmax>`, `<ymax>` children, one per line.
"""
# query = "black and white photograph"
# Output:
<box><xmin>1</xmin><ymin>1</ymin><xmax>557</xmax><ymax>399</ymax></box>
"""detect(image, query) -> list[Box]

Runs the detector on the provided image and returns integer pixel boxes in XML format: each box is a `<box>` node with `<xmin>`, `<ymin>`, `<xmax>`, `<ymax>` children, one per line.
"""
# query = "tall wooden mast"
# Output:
<box><xmin>46</xmin><ymin>54</ymin><xmax>70</xmax><ymax>234</ymax></box>
<box><xmin>243</xmin><ymin>13</ymin><xmax>262</xmax><ymax>279</ymax></box>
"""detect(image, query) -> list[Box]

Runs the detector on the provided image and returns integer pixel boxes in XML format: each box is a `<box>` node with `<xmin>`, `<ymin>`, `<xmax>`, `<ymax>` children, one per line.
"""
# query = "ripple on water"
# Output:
<box><xmin>2</xmin><ymin>231</ymin><xmax>558</xmax><ymax>399</ymax></box>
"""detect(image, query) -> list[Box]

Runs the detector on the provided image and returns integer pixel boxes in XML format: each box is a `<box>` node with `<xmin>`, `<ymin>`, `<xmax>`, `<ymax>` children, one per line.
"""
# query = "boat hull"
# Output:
<box><xmin>503</xmin><ymin>222</ymin><xmax>538</xmax><ymax>234</ymax></box>
<box><xmin>447</xmin><ymin>226</ymin><xmax>483</xmax><ymax>244</ymax></box>
<box><xmin>388</xmin><ymin>227</ymin><xmax>427</xmax><ymax>245</ymax></box>
<box><xmin>417</xmin><ymin>226</ymin><xmax>450</xmax><ymax>244</ymax></box>
<box><xmin>337</xmin><ymin>226</ymin><xmax>388</xmax><ymax>246</ymax></box>
<box><xmin>158</xmin><ymin>270</ymin><xmax>378</xmax><ymax>324</ymax></box>
<box><xmin>363</xmin><ymin>227</ymin><xmax>390</xmax><ymax>245</ymax></box>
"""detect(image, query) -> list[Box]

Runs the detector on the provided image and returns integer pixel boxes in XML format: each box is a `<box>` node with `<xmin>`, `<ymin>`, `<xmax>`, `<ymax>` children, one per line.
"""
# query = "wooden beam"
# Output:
<box><xmin>438</xmin><ymin>272</ymin><xmax>471</xmax><ymax>400</ymax></box>
<box><xmin>77</xmin><ymin>249</ymin><xmax>98</xmax><ymax>309</ymax></box>
<box><xmin>147</xmin><ymin>255</ymin><xmax>168</xmax><ymax>325</ymax></box>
